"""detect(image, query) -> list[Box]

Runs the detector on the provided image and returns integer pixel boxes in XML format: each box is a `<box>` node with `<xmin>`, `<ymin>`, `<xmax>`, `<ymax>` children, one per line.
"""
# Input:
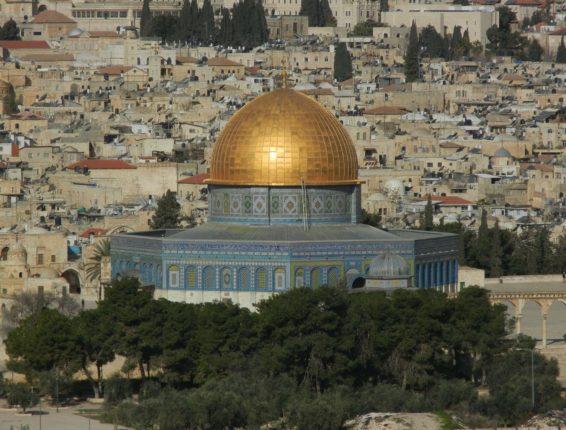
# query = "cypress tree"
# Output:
<box><xmin>424</xmin><ymin>196</ymin><xmax>433</xmax><ymax>231</ymax></box>
<box><xmin>300</xmin><ymin>0</ymin><xmax>318</xmax><ymax>26</ymax></box>
<box><xmin>527</xmin><ymin>38</ymin><xmax>543</xmax><ymax>61</ymax></box>
<box><xmin>300</xmin><ymin>0</ymin><xmax>334</xmax><ymax>26</ymax></box>
<box><xmin>462</xmin><ymin>29</ymin><xmax>471</xmax><ymax>56</ymax></box>
<box><xmin>557</xmin><ymin>36</ymin><xmax>566</xmax><ymax>63</ymax></box>
<box><xmin>451</xmin><ymin>25</ymin><xmax>463</xmax><ymax>60</ymax></box>
<box><xmin>476</xmin><ymin>208</ymin><xmax>490</xmax><ymax>270</ymax></box>
<box><xmin>200</xmin><ymin>0</ymin><xmax>215</xmax><ymax>41</ymax></box>
<box><xmin>534</xmin><ymin>228</ymin><xmax>552</xmax><ymax>273</ymax></box>
<box><xmin>232</xmin><ymin>1</ymin><xmax>244</xmax><ymax>46</ymax></box>
<box><xmin>404</xmin><ymin>21</ymin><xmax>419</xmax><ymax>82</ymax></box>
<box><xmin>188</xmin><ymin>0</ymin><xmax>200</xmax><ymax>40</ymax></box>
<box><xmin>256</xmin><ymin>0</ymin><xmax>269</xmax><ymax>44</ymax></box>
<box><xmin>177</xmin><ymin>0</ymin><xmax>191</xmax><ymax>41</ymax></box>
<box><xmin>333</xmin><ymin>42</ymin><xmax>352</xmax><ymax>82</ymax></box>
<box><xmin>0</xmin><ymin>19</ymin><xmax>20</xmax><ymax>40</ymax></box>
<box><xmin>218</xmin><ymin>8</ymin><xmax>233</xmax><ymax>46</ymax></box>
<box><xmin>320</xmin><ymin>0</ymin><xmax>336</xmax><ymax>26</ymax></box>
<box><xmin>140</xmin><ymin>0</ymin><xmax>153</xmax><ymax>37</ymax></box>
<box><xmin>420</xmin><ymin>25</ymin><xmax>444</xmax><ymax>59</ymax></box>
<box><xmin>6</xmin><ymin>84</ymin><xmax>18</xmax><ymax>114</ymax></box>
<box><xmin>248</xmin><ymin>0</ymin><xmax>260</xmax><ymax>46</ymax></box>
<box><xmin>489</xmin><ymin>221</ymin><xmax>503</xmax><ymax>277</ymax></box>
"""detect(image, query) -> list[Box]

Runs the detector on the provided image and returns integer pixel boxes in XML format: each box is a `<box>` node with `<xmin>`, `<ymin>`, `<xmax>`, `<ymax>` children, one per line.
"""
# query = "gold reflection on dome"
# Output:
<box><xmin>208</xmin><ymin>88</ymin><xmax>359</xmax><ymax>186</ymax></box>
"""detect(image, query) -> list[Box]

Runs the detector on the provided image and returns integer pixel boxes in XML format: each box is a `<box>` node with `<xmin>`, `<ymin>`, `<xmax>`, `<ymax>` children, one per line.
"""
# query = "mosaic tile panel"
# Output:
<box><xmin>208</xmin><ymin>185</ymin><xmax>360</xmax><ymax>224</ymax></box>
<box><xmin>253</xmin><ymin>195</ymin><xmax>267</xmax><ymax>215</ymax></box>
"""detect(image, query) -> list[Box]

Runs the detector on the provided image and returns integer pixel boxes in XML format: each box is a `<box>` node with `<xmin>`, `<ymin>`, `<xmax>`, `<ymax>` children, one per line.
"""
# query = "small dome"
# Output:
<box><xmin>368</xmin><ymin>253</ymin><xmax>410</xmax><ymax>278</ymax></box>
<box><xmin>494</xmin><ymin>147</ymin><xmax>512</xmax><ymax>158</ymax></box>
<box><xmin>383</xmin><ymin>179</ymin><xmax>405</xmax><ymax>196</ymax></box>
<box><xmin>8</xmin><ymin>242</ymin><xmax>27</xmax><ymax>265</ymax></box>
<box><xmin>68</xmin><ymin>27</ymin><xmax>84</xmax><ymax>37</ymax></box>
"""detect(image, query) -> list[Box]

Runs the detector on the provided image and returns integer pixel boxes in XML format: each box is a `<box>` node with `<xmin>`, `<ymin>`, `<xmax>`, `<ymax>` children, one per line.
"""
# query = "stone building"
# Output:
<box><xmin>20</xmin><ymin>10</ymin><xmax>77</xmax><ymax>40</ymax></box>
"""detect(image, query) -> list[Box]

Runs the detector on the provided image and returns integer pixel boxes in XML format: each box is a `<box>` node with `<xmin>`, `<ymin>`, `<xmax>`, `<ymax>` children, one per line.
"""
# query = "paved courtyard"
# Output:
<box><xmin>0</xmin><ymin>402</ymin><xmax>129</xmax><ymax>430</ymax></box>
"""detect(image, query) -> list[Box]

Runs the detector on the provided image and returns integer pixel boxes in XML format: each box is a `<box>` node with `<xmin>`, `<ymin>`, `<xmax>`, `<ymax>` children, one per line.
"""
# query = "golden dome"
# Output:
<box><xmin>209</xmin><ymin>88</ymin><xmax>359</xmax><ymax>186</ymax></box>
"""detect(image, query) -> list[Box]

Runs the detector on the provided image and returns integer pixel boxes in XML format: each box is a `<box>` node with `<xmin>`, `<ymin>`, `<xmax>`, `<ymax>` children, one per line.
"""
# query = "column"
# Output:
<box><xmin>542</xmin><ymin>313</ymin><xmax>548</xmax><ymax>348</ymax></box>
<box><xmin>443</xmin><ymin>261</ymin><xmax>449</xmax><ymax>292</ymax></box>
<box><xmin>510</xmin><ymin>298</ymin><xmax>526</xmax><ymax>335</ymax></box>
<box><xmin>453</xmin><ymin>259</ymin><xmax>459</xmax><ymax>287</ymax></box>
<box><xmin>438</xmin><ymin>261</ymin><xmax>444</xmax><ymax>291</ymax></box>
<box><xmin>536</xmin><ymin>300</ymin><xmax>551</xmax><ymax>348</ymax></box>
<box><xmin>428</xmin><ymin>263</ymin><xmax>433</xmax><ymax>289</ymax></box>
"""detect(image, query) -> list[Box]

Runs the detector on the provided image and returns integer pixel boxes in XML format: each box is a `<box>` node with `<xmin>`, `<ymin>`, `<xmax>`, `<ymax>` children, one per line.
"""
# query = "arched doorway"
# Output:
<box><xmin>61</xmin><ymin>269</ymin><xmax>81</xmax><ymax>294</ymax></box>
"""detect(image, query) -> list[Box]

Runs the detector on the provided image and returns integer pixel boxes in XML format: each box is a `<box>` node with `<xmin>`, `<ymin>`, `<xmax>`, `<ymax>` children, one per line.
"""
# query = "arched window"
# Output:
<box><xmin>274</xmin><ymin>267</ymin><xmax>285</xmax><ymax>290</ymax></box>
<box><xmin>221</xmin><ymin>267</ymin><xmax>232</xmax><ymax>289</ymax></box>
<box><xmin>256</xmin><ymin>267</ymin><xmax>267</xmax><ymax>290</ymax></box>
<box><xmin>327</xmin><ymin>267</ymin><xmax>339</xmax><ymax>287</ymax></box>
<box><xmin>294</xmin><ymin>268</ymin><xmax>304</xmax><ymax>288</ymax></box>
<box><xmin>203</xmin><ymin>266</ymin><xmax>215</xmax><ymax>290</ymax></box>
<box><xmin>238</xmin><ymin>268</ymin><xmax>249</xmax><ymax>290</ymax></box>
<box><xmin>0</xmin><ymin>247</ymin><xmax>8</xmax><ymax>261</ymax></box>
<box><xmin>168</xmin><ymin>265</ymin><xmax>179</xmax><ymax>289</ymax></box>
<box><xmin>186</xmin><ymin>266</ymin><xmax>197</xmax><ymax>289</ymax></box>
<box><xmin>310</xmin><ymin>268</ymin><xmax>321</xmax><ymax>288</ymax></box>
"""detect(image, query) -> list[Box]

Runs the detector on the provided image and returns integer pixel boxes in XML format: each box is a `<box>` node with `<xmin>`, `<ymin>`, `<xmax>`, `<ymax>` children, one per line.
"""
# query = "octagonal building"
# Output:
<box><xmin>111</xmin><ymin>88</ymin><xmax>459</xmax><ymax>307</ymax></box>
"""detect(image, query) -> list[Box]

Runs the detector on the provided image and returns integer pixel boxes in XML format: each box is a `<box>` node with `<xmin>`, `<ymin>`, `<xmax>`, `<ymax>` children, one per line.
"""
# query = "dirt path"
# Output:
<box><xmin>345</xmin><ymin>412</ymin><xmax>442</xmax><ymax>430</ymax></box>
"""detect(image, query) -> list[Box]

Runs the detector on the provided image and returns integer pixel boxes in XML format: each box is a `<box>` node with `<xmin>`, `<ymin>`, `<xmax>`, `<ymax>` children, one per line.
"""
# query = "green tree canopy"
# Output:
<box><xmin>200</xmin><ymin>0</ymin><xmax>215</xmax><ymax>41</ymax></box>
<box><xmin>5</xmin><ymin>309</ymin><xmax>79</xmax><ymax>379</ymax></box>
<box><xmin>420</xmin><ymin>25</ymin><xmax>446</xmax><ymax>59</ymax></box>
<box><xmin>350</xmin><ymin>20</ymin><xmax>379</xmax><ymax>37</ymax></box>
<box><xmin>423</xmin><ymin>195</ymin><xmax>434</xmax><ymax>230</ymax></box>
<box><xmin>300</xmin><ymin>0</ymin><xmax>336</xmax><ymax>26</ymax></box>
<box><xmin>527</xmin><ymin>38</ymin><xmax>544</xmax><ymax>61</ymax></box>
<box><xmin>152</xmin><ymin>14</ymin><xmax>178</xmax><ymax>42</ymax></box>
<box><xmin>486</xmin><ymin>6</ymin><xmax>527</xmax><ymax>56</ymax></box>
<box><xmin>75</xmin><ymin>309</ymin><xmax>117</xmax><ymax>398</ymax></box>
<box><xmin>5</xmin><ymin>281</ymin><xmax>565</xmax><ymax>428</ymax></box>
<box><xmin>333</xmin><ymin>42</ymin><xmax>353</xmax><ymax>82</ymax></box>
<box><xmin>177</xmin><ymin>0</ymin><xmax>191</xmax><ymax>41</ymax></box>
<box><xmin>0</xmin><ymin>19</ymin><xmax>20</xmax><ymax>40</ymax></box>
<box><xmin>140</xmin><ymin>0</ymin><xmax>153</xmax><ymax>37</ymax></box>
<box><xmin>404</xmin><ymin>21</ymin><xmax>420</xmax><ymax>82</ymax></box>
<box><xmin>556</xmin><ymin>36</ymin><xmax>566</xmax><ymax>63</ymax></box>
<box><xmin>150</xmin><ymin>190</ymin><xmax>181</xmax><ymax>229</ymax></box>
